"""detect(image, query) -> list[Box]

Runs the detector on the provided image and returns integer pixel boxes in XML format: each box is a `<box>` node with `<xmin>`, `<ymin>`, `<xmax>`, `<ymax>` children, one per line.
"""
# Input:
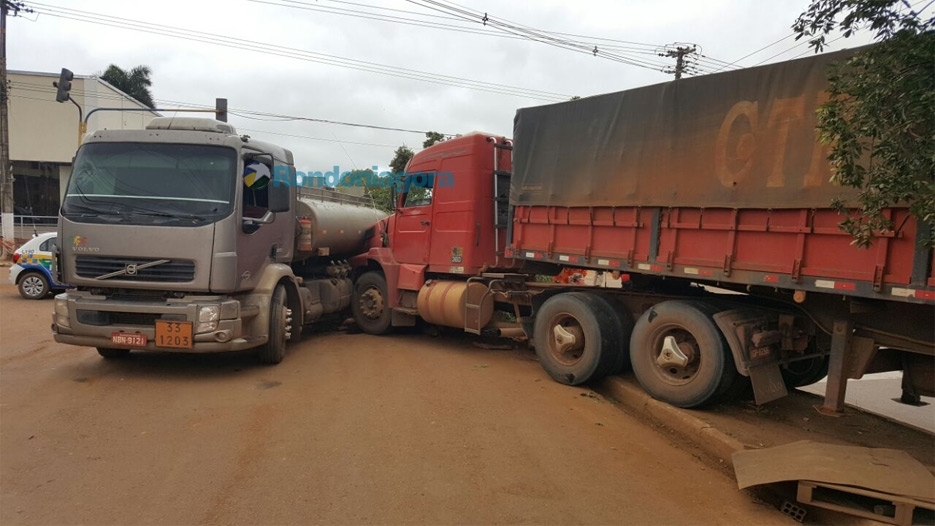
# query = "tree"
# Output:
<box><xmin>100</xmin><ymin>64</ymin><xmax>155</xmax><ymax>108</ymax></box>
<box><xmin>388</xmin><ymin>145</ymin><xmax>415</xmax><ymax>175</ymax></box>
<box><xmin>422</xmin><ymin>131</ymin><xmax>445</xmax><ymax>149</ymax></box>
<box><xmin>793</xmin><ymin>0</ymin><xmax>935</xmax><ymax>247</ymax></box>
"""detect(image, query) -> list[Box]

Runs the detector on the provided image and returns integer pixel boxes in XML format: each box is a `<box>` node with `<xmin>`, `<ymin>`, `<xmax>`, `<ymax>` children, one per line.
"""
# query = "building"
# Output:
<box><xmin>7</xmin><ymin>70</ymin><xmax>158</xmax><ymax>218</ymax></box>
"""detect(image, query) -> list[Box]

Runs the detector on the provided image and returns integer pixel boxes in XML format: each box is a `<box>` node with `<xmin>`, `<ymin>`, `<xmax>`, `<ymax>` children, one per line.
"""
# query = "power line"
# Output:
<box><xmin>9</xmin><ymin>92</ymin><xmax>407</xmax><ymax>150</ymax></box>
<box><xmin>236</xmin><ymin>127</ymin><xmax>400</xmax><ymax>148</ymax></box>
<box><xmin>712</xmin><ymin>33</ymin><xmax>795</xmax><ymax>72</ymax></box>
<box><xmin>10</xmin><ymin>81</ymin><xmax>449</xmax><ymax>136</ymax></box>
<box><xmin>26</xmin><ymin>2</ymin><xmax>572</xmax><ymax>102</ymax></box>
<box><xmin>403</xmin><ymin>0</ymin><xmax>671</xmax><ymax>72</ymax></box>
<box><xmin>256</xmin><ymin>0</ymin><xmax>668</xmax><ymax>56</ymax></box>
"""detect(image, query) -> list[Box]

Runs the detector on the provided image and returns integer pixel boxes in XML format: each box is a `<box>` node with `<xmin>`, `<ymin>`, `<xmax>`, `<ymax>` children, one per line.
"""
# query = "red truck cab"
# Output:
<box><xmin>351</xmin><ymin>133</ymin><xmax>520</xmax><ymax>331</ymax></box>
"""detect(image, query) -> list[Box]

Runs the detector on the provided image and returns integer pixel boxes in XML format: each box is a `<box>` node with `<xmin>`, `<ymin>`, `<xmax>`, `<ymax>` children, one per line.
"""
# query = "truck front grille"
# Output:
<box><xmin>77</xmin><ymin>310</ymin><xmax>162</xmax><ymax>327</ymax></box>
<box><xmin>75</xmin><ymin>256</ymin><xmax>195</xmax><ymax>282</ymax></box>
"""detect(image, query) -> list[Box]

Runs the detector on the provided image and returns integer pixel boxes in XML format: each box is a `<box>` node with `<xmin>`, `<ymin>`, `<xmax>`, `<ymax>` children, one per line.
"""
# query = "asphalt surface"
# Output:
<box><xmin>0</xmin><ymin>283</ymin><xmax>789</xmax><ymax>525</ymax></box>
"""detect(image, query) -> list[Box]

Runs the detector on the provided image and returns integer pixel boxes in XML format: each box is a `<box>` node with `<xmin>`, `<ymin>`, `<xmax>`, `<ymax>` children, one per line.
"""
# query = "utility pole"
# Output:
<box><xmin>0</xmin><ymin>1</ymin><xmax>28</xmax><ymax>258</ymax></box>
<box><xmin>1</xmin><ymin>1</ymin><xmax>13</xmax><ymax>258</ymax></box>
<box><xmin>661</xmin><ymin>44</ymin><xmax>698</xmax><ymax>80</ymax></box>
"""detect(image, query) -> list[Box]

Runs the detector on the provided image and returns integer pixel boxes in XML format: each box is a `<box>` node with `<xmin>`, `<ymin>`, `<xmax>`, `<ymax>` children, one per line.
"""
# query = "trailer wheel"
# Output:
<box><xmin>629</xmin><ymin>301</ymin><xmax>737</xmax><ymax>408</ymax></box>
<box><xmin>258</xmin><ymin>284</ymin><xmax>291</xmax><ymax>365</ymax></box>
<box><xmin>18</xmin><ymin>272</ymin><xmax>49</xmax><ymax>299</ymax></box>
<box><xmin>96</xmin><ymin>347</ymin><xmax>130</xmax><ymax>359</ymax></box>
<box><xmin>781</xmin><ymin>356</ymin><xmax>829</xmax><ymax>388</ymax></box>
<box><xmin>590</xmin><ymin>294</ymin><xmax>634</xmax><ymax>375</ymax></box>
<box><xmin>353</xmin><ymin>271</ymin><xmax>392</xmax><ymax>335</ymax></box>
<box><xmin>533</xmin><ymin>293</ymin><xmax>619</xmax><ymax>385</ymax></box>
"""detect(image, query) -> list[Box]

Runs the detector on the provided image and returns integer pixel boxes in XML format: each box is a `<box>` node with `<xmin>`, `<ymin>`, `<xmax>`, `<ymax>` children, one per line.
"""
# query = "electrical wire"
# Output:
<box><xmin>9</xmin><ymin>81</ymin><xmax>451</xmax><ymax>136</ymax></box>
<box><xmin>403</xmin><ymin>0</ymin><xmax>672</xmax><ymax>72</ymax></box>
<box><xmin>26</xmin><ymin>2</ymin><xmax>572</xmax><ymax>102</ymax></box>
<box><xmin>254</xmin><ymin>0</ymin><xmax>669</xmax><ymax>56</ymax></box>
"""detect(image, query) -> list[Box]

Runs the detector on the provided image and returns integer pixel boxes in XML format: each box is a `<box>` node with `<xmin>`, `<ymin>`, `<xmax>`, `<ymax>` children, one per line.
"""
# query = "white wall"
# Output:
<box><xmin>8</xmin><ymin>72</ymin><xmax>157</xmax><ymax>164</ymax></box>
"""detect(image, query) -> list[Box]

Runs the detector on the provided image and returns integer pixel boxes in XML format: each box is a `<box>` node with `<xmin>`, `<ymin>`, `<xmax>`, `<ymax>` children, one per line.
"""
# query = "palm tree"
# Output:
<box><xmin>100</xmin><ymin>64</ymin><xmax>155</xmax><ymax>108</ymax></box>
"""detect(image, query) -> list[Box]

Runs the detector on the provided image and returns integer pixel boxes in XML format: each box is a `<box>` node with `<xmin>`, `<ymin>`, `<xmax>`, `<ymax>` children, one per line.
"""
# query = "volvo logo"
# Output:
<box><xmin>93</xmin><ymin>259</ymin><xmax>170</xmax><ymax>280</ymax></box>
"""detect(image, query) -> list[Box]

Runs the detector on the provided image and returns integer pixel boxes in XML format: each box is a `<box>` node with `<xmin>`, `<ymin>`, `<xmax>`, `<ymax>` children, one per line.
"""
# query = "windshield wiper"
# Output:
<box><xmin>127</xmin><ymin>210</ymin><xmax>207</xmax><ymax>221</ymax></box>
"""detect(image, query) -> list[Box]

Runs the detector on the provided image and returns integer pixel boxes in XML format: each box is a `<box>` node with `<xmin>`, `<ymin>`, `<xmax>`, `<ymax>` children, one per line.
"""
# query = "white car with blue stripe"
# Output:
<box><xmin>8</xmin><ymin>232</ymin><xmax>68</xmax><ymax>299</ymax></box>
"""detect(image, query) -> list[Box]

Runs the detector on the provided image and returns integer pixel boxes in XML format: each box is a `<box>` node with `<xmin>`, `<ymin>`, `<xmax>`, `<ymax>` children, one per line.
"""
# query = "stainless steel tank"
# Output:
<box><xmin>294</xmin><ymin>196</ymin><xmax>386</xmax><ymax>260</ymax></box>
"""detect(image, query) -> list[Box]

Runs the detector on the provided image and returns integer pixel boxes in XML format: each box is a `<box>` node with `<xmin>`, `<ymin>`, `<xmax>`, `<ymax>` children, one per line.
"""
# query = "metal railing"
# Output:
<box><xmin>0</xmin><ymin>216</ymin><xmax>59</xmax><ymax>241</ymax></box>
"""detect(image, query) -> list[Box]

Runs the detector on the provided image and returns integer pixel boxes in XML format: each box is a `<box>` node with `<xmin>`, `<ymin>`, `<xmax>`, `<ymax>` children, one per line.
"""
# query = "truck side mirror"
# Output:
<box><xmin>268</xmin><ymin>171</ymin><xmax>290</xmax><ymax>213</ymax></box>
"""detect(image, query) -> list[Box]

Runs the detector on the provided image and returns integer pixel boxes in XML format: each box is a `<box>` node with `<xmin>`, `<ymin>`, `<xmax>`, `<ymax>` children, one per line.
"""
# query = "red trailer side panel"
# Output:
<box><xmin>510</xmin><ymin>205</ymin><xmax>935</xmax><ymax>304</ymax></box>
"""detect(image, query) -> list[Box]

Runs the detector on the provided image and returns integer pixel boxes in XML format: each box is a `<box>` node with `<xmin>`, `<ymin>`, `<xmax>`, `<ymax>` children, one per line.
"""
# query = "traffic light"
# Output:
<box><xmin>215</xmin><ymin>98</ymin><xmax>228</xmax><ymax>122</ymax></box>
<box><xmin>54</xmin><ymin>68</ymin><xmax>74</xmax><ymax>103</ymax></box>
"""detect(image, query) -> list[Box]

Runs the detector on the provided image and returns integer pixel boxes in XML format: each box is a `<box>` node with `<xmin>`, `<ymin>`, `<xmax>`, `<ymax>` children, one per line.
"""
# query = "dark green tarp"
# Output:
<box><xmin>512</xmin><ymin>48</ymin><xmax>864</xmax><ymax>209</ymax></box>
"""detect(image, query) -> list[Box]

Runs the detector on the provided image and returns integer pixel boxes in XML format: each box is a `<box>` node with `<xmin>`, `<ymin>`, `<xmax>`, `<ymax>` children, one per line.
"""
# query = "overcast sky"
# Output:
<box><xmin>8</xmin><ymin>0</ymin><xmax>888</xmax><ymax>172</ymax></box>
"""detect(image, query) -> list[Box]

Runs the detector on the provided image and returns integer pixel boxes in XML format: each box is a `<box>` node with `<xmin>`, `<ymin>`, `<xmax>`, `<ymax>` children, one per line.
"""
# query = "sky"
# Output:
<box><xmin>6</xmin><ymin>0</ymin><xmax>889</xmax><ymax>173</ymax></box>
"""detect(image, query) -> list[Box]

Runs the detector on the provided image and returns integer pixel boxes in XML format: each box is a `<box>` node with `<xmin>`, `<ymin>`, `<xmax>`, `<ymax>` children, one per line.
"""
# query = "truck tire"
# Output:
<box><xmin>258</xmin><ymin>285</ymin><xmax>290</xmax><ymax>365</ymax></box>
<box><xmin>629</xmin><ymin>301</ymin><xmax>737</xmax><ymax>408</ymax></box>
<box><xmin>590</xmin><ymin>294</ymin><xmax>634</xmax><ymax>375</ymax></box>
<box><xmin>18</xmin><ymin>271</ymin><xmax>49</xmax><ymax>300</ymax></box>
<box><xmin>533</xmin><ymin>293</ymin><xmax>620</xmax><ymax>385</ymax></box>
<box><xmin>353</xmin><ymin>271</ymin><xmax>392</xmax><ymax>335</ymax></box>
<box><xmin>97</xmin><ymin>347</ymin><xmax>130</xmax><ymax>359</ymax></box>
<box><xmin>781</xmin><ymin>355</ymin><xmax>829</xmax><ymax>388</ymax></box>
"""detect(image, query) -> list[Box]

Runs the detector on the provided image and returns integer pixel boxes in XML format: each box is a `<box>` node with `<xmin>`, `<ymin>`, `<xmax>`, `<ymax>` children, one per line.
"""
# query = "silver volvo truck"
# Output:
<box><xmin>52</xmin><ymin>117</ymin><xmax>385</xmax><ymax>363</ymax></box>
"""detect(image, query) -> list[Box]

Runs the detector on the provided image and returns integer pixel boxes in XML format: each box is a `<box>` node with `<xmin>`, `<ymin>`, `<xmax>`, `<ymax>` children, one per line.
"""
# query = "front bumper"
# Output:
<box><xmin>51</xmin><ymin>291</ymin><xmax>264</xmax><ymax>353</ymax></box>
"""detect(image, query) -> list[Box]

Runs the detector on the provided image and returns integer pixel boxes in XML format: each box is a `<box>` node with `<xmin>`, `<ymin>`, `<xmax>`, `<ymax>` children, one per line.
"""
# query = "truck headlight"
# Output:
<box><xmin>54</xmin><ymin>294</ymin><xmax>70</xmax><ymax>329</ymax></box>
<box><xmin>197</xmin><ymin>305</ymin><xmax>220</xmax><ymax>333</ymax></box>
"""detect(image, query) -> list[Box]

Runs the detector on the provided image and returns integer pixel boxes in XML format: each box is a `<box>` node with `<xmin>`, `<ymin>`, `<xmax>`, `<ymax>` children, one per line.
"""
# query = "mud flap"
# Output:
<box><xmin>747</xmin><ymin>361</ymin><xmax>788</xmax><ymax>405</ymax></box>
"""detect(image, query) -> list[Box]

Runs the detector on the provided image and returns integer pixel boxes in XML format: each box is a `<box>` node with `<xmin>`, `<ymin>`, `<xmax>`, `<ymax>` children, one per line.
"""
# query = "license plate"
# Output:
<box><xmin>111</xmin><ymin>332</ymin><xmax>147</xmax><ymax>347</ymax></box>
<box><xmin>155</xmin><ymin>320</ymin><xmax>193</xmax><ymax>349</ymax></box>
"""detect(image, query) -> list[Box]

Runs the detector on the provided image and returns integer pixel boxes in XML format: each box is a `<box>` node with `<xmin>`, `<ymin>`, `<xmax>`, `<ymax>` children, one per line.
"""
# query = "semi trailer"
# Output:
<box><xmin>348</xmin><ymin>48</ymin><xmax>934</xmax><ymax>411</ymax></box>
<box><xmin>51</xmin><ymin>117</ymin><xmax>385</xmax><ymax>363</ymax></box>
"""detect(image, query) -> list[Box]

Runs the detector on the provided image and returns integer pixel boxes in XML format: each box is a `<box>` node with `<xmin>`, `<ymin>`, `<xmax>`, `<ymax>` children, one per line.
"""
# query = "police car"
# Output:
<box><xmin>8</xmin><ymin>232</ymin><xmax>68</xmax><ymax>299</ymax></box>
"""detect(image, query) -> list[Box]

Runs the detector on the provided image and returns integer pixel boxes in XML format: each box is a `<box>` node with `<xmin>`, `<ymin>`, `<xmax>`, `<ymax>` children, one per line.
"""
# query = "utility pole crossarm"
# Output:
<box><xmin>662</xmin><ymin>44</ymin><xmax>698</xmax><ymax>80</ymax></box>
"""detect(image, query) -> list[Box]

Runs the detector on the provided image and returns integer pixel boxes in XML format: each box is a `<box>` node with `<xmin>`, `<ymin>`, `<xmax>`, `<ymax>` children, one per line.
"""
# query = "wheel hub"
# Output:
<box><xmin>656</xmin><ymin>335</ymin><xmax>691</xmax><ymax>368</ymax></box>
<box><xmin>22</xmin><ymin>276</ymin><xmax>44</xmax><ymax>296</ymax></box>
<box><xmin>653</xmin><ymin>330</ymin><xmax>700</xmax><ymax>383</ymax></box>
<box><xmin>359</xmin><ymin>288</ymin><xmax>385</xmax><ymax>319</ymax></box>
<box><xmin>548</xmin><ymin>316</ymin><xmax>585</xmax><ymax>365</ymax></box>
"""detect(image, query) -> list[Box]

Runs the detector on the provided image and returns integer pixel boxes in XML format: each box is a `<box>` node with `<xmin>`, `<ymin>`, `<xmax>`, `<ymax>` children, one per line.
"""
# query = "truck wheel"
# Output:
<box><xmin>353</xmin><ymin>271</ymin><xmax>392</xmax><ymax>335</ymax></box>
<box><xmin>97</xmin><ymin>347</ymin><xmax>131</xmax><ymax>359</ymax></box>
<box><xmin>258</xmin><ymin>285</ymin><xmax>291</xmax><ymax>364</ymax></box>
<box><xmin>781</xmin><ymin>356</ymin><xmax>829</xmax><ymax>388</ymax></box>
<box><xmin>629</xmin><ymin>301</ymin><xmax>737</xmax><ymax>408</ymax></box>
<box><xmin>589</xmin><ymin>294</ymin><xmax>634</xmax><ymax>375</ymax></box>
<box><xmin>18</xmin><ymin>272</ymin><xmax>49</xmax><ymax>299</ymax></box>
<box><xmin>533</xmin><ymin>293</ymin><xmax>619</xmax><ymax>385</ymax></box>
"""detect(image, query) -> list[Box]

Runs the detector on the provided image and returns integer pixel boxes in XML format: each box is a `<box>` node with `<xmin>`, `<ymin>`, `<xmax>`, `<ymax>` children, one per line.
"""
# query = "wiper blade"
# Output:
<box><xmin>128</xmin><ymin>211</ymin><xmax>206</xmax><ymax>221</ymax></box>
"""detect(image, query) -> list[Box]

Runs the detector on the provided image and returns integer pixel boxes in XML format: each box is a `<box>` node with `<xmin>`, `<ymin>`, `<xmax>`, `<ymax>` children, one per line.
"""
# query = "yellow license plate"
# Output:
<box><xmin>154</xmin><ymin>320</ymin><xmax>193</xmax><ymax>349</ymax></box>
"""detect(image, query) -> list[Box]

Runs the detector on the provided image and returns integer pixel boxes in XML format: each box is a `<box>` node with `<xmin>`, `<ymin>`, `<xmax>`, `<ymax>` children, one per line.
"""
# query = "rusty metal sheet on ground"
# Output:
<box><xmin>732</xmin><ymin>440</ymin><xmax>935</xmax><ymax>502</ymax></box>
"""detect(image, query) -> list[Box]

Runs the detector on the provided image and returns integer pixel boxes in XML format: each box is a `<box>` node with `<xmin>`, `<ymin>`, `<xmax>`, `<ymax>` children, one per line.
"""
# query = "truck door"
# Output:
<box><xmin>235</xmin><ymin>154</ymin><xmax>292</xmax><ymax>290</ymax></box>
<box><xmin>392</xmin><ymin>173</ymin><xmax>434</xmax><ymax>265</ymax></box>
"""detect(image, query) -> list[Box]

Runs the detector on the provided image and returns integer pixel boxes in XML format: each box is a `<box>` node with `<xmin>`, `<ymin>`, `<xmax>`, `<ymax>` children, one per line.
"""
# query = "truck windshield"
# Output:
<box><xmin>62</xmin><ymin>142</ymin><xmax>237</xmax><ymax>226</ymax></box>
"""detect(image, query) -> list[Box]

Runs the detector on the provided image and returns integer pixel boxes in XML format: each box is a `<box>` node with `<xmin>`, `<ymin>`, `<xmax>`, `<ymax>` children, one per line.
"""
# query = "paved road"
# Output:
<box><xmin>0</xmin><ymin>284</ymin><xmax>786</xmax><ymax>525</ymax></box>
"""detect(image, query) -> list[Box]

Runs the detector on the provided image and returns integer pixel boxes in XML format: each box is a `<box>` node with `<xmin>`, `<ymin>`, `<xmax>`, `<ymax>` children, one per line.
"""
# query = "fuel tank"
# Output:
<box><xmin>294</xmin><ymin>196</ymin><xmax>386</xmax><ymax>261</ymax></box>
<box><xmin>417</xmin><ymin>280</ymin><xmax>494</xmax><ymax>329</ymax></box>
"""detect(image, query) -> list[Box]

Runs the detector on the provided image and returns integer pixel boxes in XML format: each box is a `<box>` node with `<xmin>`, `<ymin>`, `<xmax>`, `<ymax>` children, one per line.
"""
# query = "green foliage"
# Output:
<box><xmin>423</xmin><ymin>131</ymin><xmax>445</xmax><ymax>148</ymax></box>
<box><xmin>793</xmin><ymin>0</ymin><xmax>935</xmax><ymax>247</ymax></box>
<box><xmin>388</xmin><ymin>145</ymin><xmax>414</xmax><ymax>175</ymax></box>
<box><xmin>100</xmin><ymin>64</ymin><xmax>155</xmax><ymax>109</ymax></box>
